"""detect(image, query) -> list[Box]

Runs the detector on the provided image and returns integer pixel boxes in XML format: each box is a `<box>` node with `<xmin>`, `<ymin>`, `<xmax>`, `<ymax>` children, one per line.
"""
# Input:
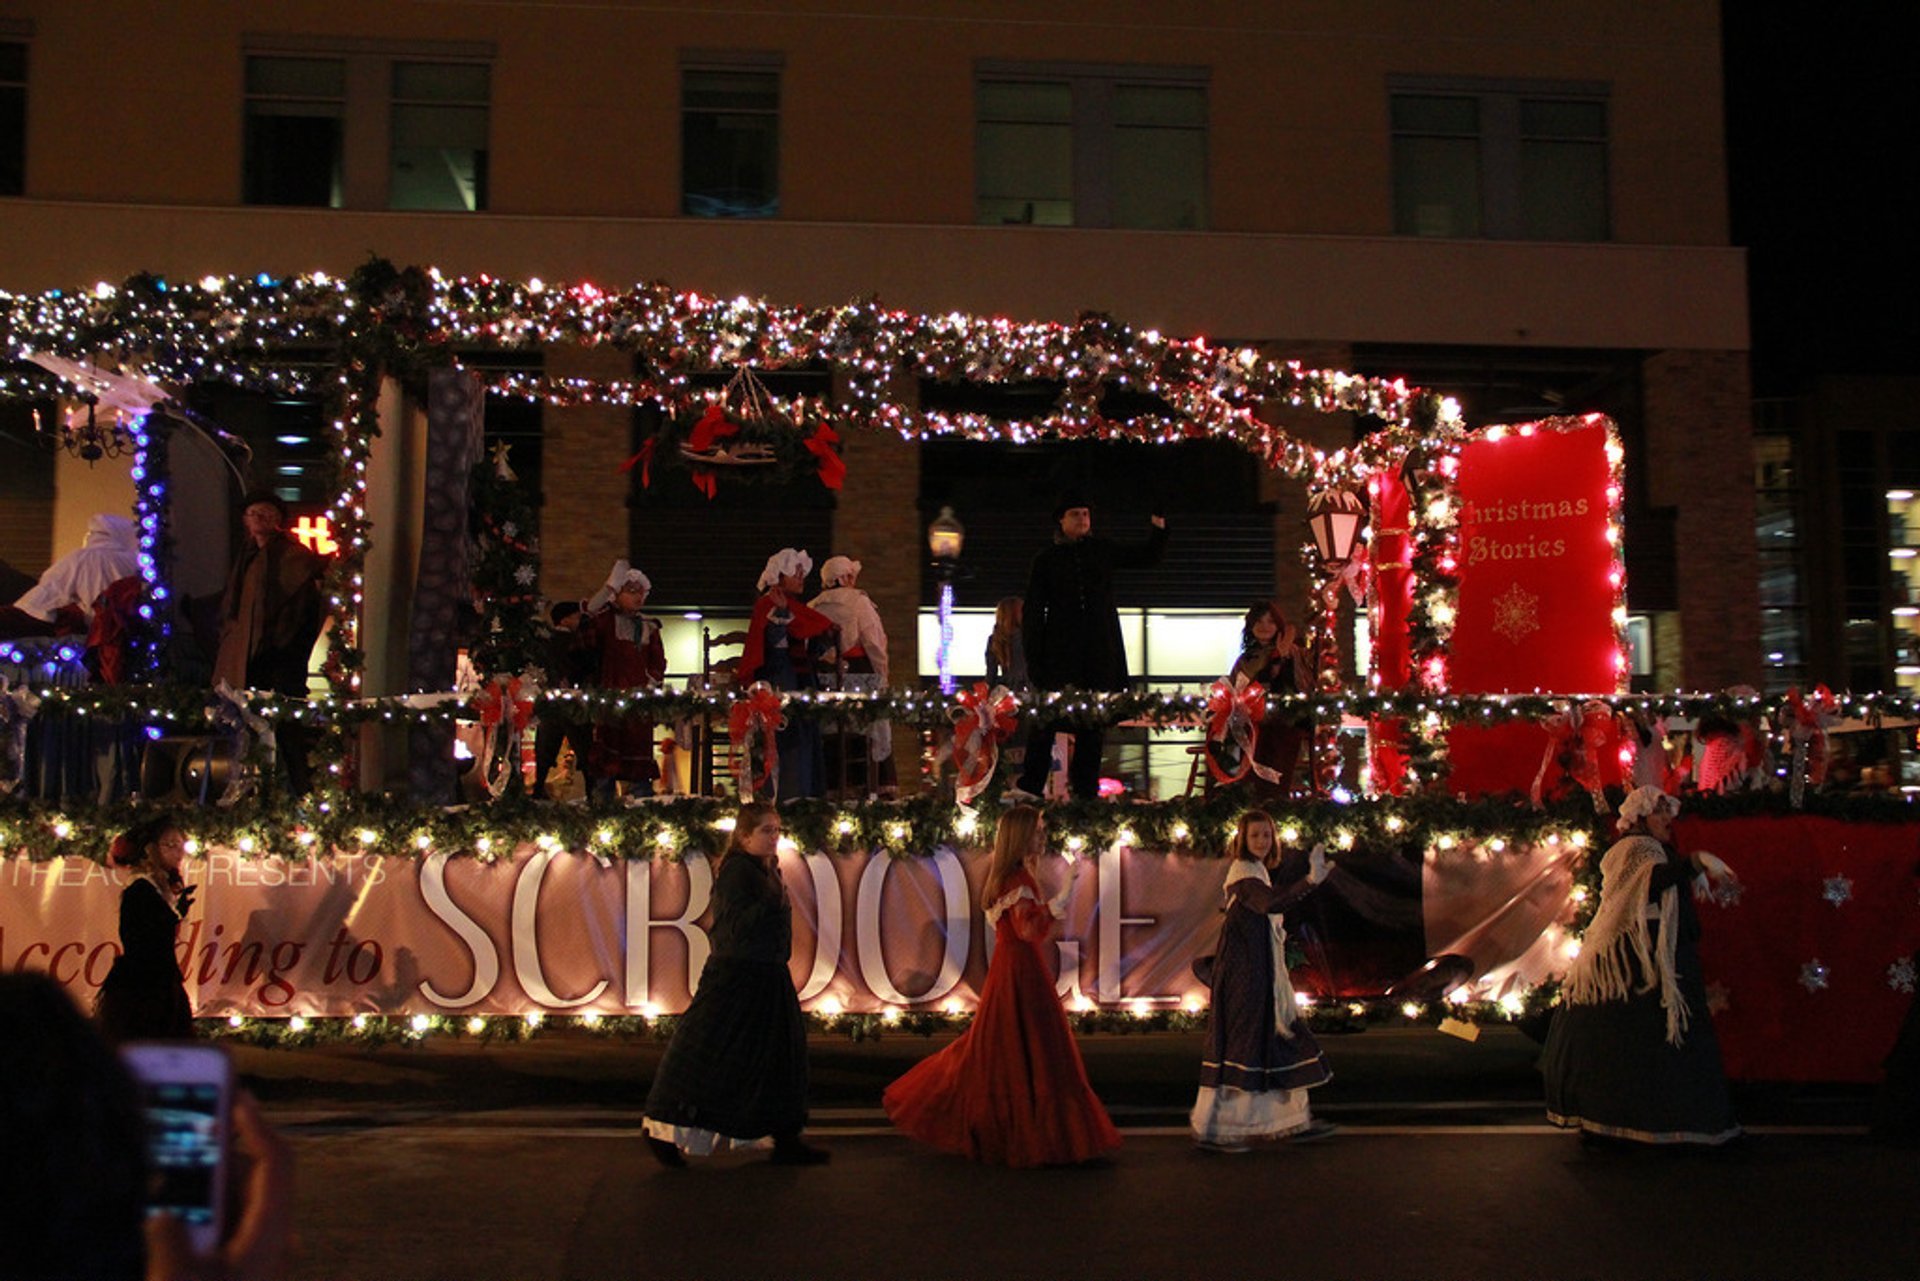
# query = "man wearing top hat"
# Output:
<box><xmin>214</xmin><ymin>489</ymin><xmax>328</xmax><ymax>795</ymax></box>
<box><xmin>1010</xmin><ymin>492</ymin><xmax>1167</xmax><ymax>801</ymax></box>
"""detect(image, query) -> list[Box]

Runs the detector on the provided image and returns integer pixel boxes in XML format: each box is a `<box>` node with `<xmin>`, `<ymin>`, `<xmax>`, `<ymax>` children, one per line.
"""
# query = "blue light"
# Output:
<box><xmin>257</xmin><ymin>273</ymin><xmax>277</xmax><ymax>287</ymax></box>
<box><xmin>4</xmin><ymin>650</ymin><xmax>20</xmax><ymax>664</ymax></box>
<box><xmin>56</xmin><ymin>647</ymin><xmax>76</xmax><ymax>662</ymax></box>
<box><xmin>153</xmin><ymin>587</ymin><xmax>169</xmax><ymax>600</ymax></box>
<box><xmin>138</xmin><ymin>606</ymin><xmax>153</xmax><ymax>619</ymax></box>
<box><xmin>145</xmin><ymin>726</ymin><xmax>163</xmax><ymax>740</ymax></box>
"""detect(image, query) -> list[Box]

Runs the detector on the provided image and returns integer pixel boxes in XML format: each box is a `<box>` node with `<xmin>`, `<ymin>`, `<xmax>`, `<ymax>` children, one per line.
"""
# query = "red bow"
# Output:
<box><xmin>1204</xmin><ymin>675</ymin><xmax>1281</xmax><ymax>785</ymax></box>
<box><xmin>687</xmin><ymin>403</ymin><xmax>739</xmax><ymax>453</ymax></box>
<box><xmin>727</xmin><ymin>682</ymin><xmax>785</xmax><ymax>801</ymax></box>
<box><xmin>1334</xmin><ymin>545</ymin><xmax>1371</xmax><ymax>606</ymax></box>
<box><xmin>804</xmin><ymin>421</ymin><xmax>845</xmax><ymax>490</ymax></box>
<box><xmin>1532</xmin><ymin>699</ymin><xmax>1614</xmax><ymax>812</ymax></box>
<box><xmin>619</xmin><ymin>437</ymin><xmax>657</xmax><ymax>488</ymax></box>
<box><xmin>473</xmin><ymin>676</ymin><xmax>535</xmax><ymax>733</ymax></box>
<box><xmin>1784</xmin><ymin>683</ymin><xmax>1837</xmax><ymax>805</ymax></box>
<box><xmin>951</xmin><ymin>682</ymin><xmax>1019</xmax><ymax>803</ymax></box>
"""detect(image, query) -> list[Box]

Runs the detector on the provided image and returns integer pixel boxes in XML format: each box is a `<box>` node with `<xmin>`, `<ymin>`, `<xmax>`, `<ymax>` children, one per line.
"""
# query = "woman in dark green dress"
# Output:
<box><xmin>1543</xmin><ymin>786</ymin><xmax>1741</xmax><ymax>1146</ymax></box>
<box><xmin>643</xmin><ymin>802</ymin><xmax>827</xmax><ymax>1167</ymax></box>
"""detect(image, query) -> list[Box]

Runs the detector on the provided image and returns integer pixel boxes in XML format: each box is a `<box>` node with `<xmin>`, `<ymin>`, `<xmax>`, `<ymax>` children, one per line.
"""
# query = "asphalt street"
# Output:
<box><xmin>236</xmin><ymin>1028</ymin><xmax>1911</xmax><ymax>1280</ymax></box>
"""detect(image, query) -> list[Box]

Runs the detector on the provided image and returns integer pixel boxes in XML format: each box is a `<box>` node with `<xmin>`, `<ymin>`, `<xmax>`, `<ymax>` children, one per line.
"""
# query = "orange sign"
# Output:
<box><xmin>290</xmin><ymin>515</ymin><xmax>338</xmax><ymax>555</ymax></box>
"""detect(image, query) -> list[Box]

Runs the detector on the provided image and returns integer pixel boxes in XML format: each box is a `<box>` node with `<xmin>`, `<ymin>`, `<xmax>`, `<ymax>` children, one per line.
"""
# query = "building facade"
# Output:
<box><xmin>1</xmin><ymin>1</ymin><xmax>1757</xmax><ymax>727</ymax></box>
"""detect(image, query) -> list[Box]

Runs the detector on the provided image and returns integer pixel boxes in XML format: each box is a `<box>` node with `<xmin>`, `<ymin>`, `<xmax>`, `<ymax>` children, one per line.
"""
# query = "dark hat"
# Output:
<box><xmin>1053</xmin><ymin>489</ymin><xmax>1091</xmax><ymax>519</ymax></box>
<box><xmin>240</xmin><ymin>488</ymin><xmax>288</xmax><ymax>519</ymax></box>
<box><xmin>550</xmin><ymin>600</ymin><xmax>582</xmax><ymax>625</ymax></box>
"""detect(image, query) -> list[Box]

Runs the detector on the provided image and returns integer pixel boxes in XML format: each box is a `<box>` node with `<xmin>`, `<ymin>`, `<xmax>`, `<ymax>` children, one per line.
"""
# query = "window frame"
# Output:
<box><xmin>974</xmin><ymin>59</ymin><xmax>1210</xmax><ymax>230</ymax></box>
<box><xmin>1</xmin><ymin>21</ymin><xmax>30</xmax><ymax>198</ymax></box>
<box><xmin>240</xmin><ymin>35</ymin><xmax>494</xmax><ymax>211</ymax></box>
<box><xmin>678</xmin><ymin>49</ymin><xmax>784</xmax><ymax>220</ymax></box>
<box><xmin>1389</xmin><ymin>75</ymin><xmax>1611</xmax><ymax>242</ymax></box>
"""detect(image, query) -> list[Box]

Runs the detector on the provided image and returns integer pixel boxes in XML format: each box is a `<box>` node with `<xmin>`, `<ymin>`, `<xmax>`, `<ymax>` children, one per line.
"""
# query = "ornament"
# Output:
<box><xmin>1490</xmin><ymin>581</ymin><xmax>1541</xmax><ymax>644</ymax></box>
<box><xmin>950</xmin><ymin>682</ymin><xmax>1019</xmax><ymax>805</ymax></box>
<box><xmin>514</xmin><ymin>564</ymin><xmax>537</xmax><ymax>586</ymax></box>
<box><xmin>1798</xmin><ymin>959</ymin><xmax>1831</xmax><ymax>993</ymax></box>
<box><xmin>1890</xmin><ymin>956</ymin><xmax>1917</xmax><ymax>995</ymax></box>
<box><xmin>1822</xmin><ymin>874</ymin><xmax>1853</xmax><ymax>907</ymax></box>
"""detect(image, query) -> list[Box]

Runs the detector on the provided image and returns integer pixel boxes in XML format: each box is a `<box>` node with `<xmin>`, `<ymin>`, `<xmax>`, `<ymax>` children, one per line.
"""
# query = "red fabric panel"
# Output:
<box><xmin>1370</xmin><ymin>468</ymin><xmax>1414</xmax><ymax>689</ymax></box>
<box><xmin>1677</xmin><ymin>816</ymin><xmax>1920</xmax><ymax>1082</ymax></box>
<box><xmin>1450</xmin><ymin>422</ymin><xmax>1617</xmax><ymax>695</ymax></box>
<box><xmin>1446</xmin><ymin>719</ymin><xmax>1625</xmax><ymax>801</ymax></box>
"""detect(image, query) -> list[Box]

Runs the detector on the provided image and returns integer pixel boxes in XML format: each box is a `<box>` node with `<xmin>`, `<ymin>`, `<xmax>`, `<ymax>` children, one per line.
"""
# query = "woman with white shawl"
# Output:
<box><xmin>1190</xmin><ymin>809</ymin><xmax>1335</xmax><ymax>1152</ymax></box>
<box><xmin>1543</xmin><ymin>785</ymin><xmax>1742</xmax><ymax>1146</ymax></box>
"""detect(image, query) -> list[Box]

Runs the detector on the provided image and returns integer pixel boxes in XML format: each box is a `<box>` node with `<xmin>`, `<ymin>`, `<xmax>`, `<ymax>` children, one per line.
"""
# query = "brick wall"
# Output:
<box><xmin>1641</xmin><ymin>349</ymin><xmax>1760</xmax><ymax>688</ymax></box>
<box><xmin>537</xmin><ymin>345</ymin><xmax>634</xmax><ymax>598</ymax></box>
<box><xmin>830</xmin><ymin>373</ymin><xmax>923</xmax><ymax>787</ymax></box>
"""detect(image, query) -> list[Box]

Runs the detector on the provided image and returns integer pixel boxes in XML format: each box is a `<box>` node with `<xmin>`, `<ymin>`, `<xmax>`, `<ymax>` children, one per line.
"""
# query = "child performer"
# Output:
<box><xmin>578</xmin><ymin>560</ymin><xmax>666</xmax><ymax>799</ymax></box>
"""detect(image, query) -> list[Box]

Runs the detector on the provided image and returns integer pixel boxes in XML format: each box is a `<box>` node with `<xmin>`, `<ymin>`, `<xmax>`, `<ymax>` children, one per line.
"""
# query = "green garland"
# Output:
<box><xmin>7</xmin><ymin>787</ymin><xmax>1900</xmax><ymax>866</ymax></box>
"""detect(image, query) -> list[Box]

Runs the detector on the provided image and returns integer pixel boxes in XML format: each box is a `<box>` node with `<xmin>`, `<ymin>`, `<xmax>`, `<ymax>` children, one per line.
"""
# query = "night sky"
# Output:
<box><xmin>1723</xmin><ymin>8</ymin><xmax>1920</xmax><ymax>392</ymax></box>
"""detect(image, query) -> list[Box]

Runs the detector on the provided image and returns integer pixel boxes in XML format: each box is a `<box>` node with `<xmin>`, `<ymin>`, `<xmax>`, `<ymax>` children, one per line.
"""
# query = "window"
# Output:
<box><xmin>243</xmin><ymin>41</ymin><xmax>491</xmax><ymax>211</ymax></box>
<box><xmin>245</xmin><ymin>56</ymin><xmax>346</xmax><ymax>207</ymax></box>
<box><xmin>1</xmin><ymin>37</ymin><xmax>26</xmax><ymax>196</ymax></box>
<box><xmin>681</xmin><ymin>57</ymin><xmax>780</xmax><ymax>218</ymax></box>
<box><xmin>976</xmin><ymin>63</ymin><xmax>1207</xmax><ymax>229</ymax></box>
<box><xmin>1391</xmin><ymin>79</ymin><xmax>1609</xmax><ymax>241</ymax></box>
<box><xmin>389</xmin><ymin>61</ymin><xmax>489</xmax><ymax>211</ymax></box>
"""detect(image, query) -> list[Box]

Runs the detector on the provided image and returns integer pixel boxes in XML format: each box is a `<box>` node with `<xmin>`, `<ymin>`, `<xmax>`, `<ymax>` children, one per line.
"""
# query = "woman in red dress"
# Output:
<box><xmin>883</xmin><ymin>804</ymin><xmax>1121</xmax><ymax>1166</ymax></box>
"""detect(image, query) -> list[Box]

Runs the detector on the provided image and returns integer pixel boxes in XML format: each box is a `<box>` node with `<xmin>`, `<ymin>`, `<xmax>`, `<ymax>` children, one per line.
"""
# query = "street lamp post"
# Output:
<box><xmin>928</xmin><ymin>506</ymin><xmax>965</xmax><ymax>695</ymax></box>
<box><xmin>1306</xmin><ymin>488</ymin><xmax>1367</xmax><ymax>796</ymax></box>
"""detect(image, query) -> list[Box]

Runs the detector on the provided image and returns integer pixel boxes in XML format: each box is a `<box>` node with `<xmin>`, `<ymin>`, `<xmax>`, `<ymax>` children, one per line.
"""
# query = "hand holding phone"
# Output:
<box><xmin>121</xmin><ymin>1043</ymin><xmax>233</xmax><ymax>1256</ymax></box>
<box><xmin>144</xmin><ymin>1092</ymin><xmax>295</xmax><ymax>1281</ymax></box>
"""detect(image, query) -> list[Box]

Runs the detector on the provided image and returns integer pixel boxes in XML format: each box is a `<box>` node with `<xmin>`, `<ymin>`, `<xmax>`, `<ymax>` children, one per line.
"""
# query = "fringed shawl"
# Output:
<box><xmin>1563</xmin><ymin>834</ymin><xmax>1690</xmax><ymax>1046</ymax></box>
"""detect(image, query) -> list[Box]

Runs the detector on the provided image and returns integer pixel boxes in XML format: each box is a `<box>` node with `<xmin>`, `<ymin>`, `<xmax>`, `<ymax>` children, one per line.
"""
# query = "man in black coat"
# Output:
<box><xmin>1011</xmin><ymin>492</ymin><xmax>1167</xmax><ymax>800</ymax></box>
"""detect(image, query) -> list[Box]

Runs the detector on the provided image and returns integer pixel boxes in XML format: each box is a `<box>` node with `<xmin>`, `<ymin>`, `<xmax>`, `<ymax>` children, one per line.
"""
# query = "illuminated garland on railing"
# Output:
<box><xmin>22</xmin><ymin>681</ymin><xmax>1920</xmax><ymax>737</ymax></box>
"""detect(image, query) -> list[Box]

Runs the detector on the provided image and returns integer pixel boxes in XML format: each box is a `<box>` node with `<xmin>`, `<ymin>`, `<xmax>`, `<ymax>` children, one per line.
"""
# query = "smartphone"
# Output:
<box><xmin>120</xmin><ymin>1042</ymin><xmax>233</xmax><ymax>1254</ymax></box>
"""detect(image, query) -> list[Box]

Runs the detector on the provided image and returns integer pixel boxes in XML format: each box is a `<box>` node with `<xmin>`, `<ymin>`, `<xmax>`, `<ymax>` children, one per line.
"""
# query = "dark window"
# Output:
<box><xmin>977</xmin><ymin>66</ymin><xmax>1207</xmax><ymax>229</ymax></box>
<box><xmin>1392</xmin><ymin>81</ymin><xmax>1609</xmax><ymax>241</ymax></box>
<box><xmin>1</xmin><ymin>41</ymin><xmax>27</xmax><ymax>196</ymax></box>
<box><xmin>389</xmin><ymin>61</ymin><xmax>489</xmax><ymax>211</ymax></box>
<box><xmin>681</xmin><ymin>66</ymin><xmax>779</xmax><ymax>218</ymax></box>
<box><xmin>244</xmin><ymin>56</ymin><xmax>345</xmax><ymax>207</ymax></box>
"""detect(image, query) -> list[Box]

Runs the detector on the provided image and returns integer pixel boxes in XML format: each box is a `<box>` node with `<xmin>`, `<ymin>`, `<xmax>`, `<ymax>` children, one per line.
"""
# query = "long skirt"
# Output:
<box><xmin>1191</xmin><ymin>913</ymin><xmax>1329</xmax><ymax>1143</ymax></box>
<box><xmin>1541</xmin><ymin>934</ymin><xmax>1739</xmax><ymax>1145</ymax></box>
<box><xmin>644</xmin><ymin>957</ymin><xmax>808</xmax><ymax>1154</ymax></box>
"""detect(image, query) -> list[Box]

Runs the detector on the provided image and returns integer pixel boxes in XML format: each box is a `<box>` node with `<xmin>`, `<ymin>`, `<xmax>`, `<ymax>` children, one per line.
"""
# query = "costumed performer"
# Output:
<box><xmin>810</xmin><ymin>554</ymin><xmax>896</xmax><ymax>796</ymax></box>
<box><xmin>643</xmin><ymin>802</ymin><xmax>829</xmax><ymax>1167</ymax></box>
<box><xmin>95</xmin><ymin>813</ymin><xmax>196</xmax><ymax>1044</ymax></box>
<box><xmin>1011</xmin><ymin>493</ymin><xmax>1166</xmax><ymax>801</ymax></box>
<box><xmin>531</xmin><ymin>599</ymin><xmax>596</xmax><ymax>800</ymax></box>
<box><xmin>0</xmin><ymin>513</ymin><xmax>139</xmax><ymax>640</ymax></box>
<box><xmin>740</xmin><ymin>548</ymin><xmax>836</xmax><ymax>801</ymax></box>
<box><xmin>577</xmin><ymin>560</ymin><xmax>667</xmax><ymax>799</ymax></box>
<box><xmin>1227</xmin><ymin>600</ymin><xmax>1315</xmax><ymax>798</ymax></box>
<box><xmin>1191</xmin><ymin>809</ymin><xmax>1336</xmax><ymax>1152</ymax></box>
<box><xmin>213</xmin><ymin>491</ymin><xmax>326</xmax><ymax>796</ymax></box>
<box><xmin>883</xmin><ymin>804</ymin><xmax>1121</xmax><ymax>1166</ymax></box>
<box><xmin>1542</xmin><ymin>785</ymin><xmax>1741</xmax><ymax>1146</ymax></box>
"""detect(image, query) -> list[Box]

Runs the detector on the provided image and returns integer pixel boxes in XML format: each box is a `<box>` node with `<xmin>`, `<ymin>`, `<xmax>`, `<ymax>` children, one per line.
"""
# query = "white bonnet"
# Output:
<box><xmin>1617</xmin><ymin>784</ymin><xmax>1680</xmax><ymax>829</ymax></box>
<box><xmin>757</xmin><ymin>548</ymin><xmax>813</xmax><ymax>591</ymax></box>
<box><xmin>820</xmin><ymin>555</ymin><xmax>861</xmax><ymax>587</ymax></box>
<box><xmin>608</xmin><ymin>562</ymin><xmax>651</xmax><ymax>592</ymax></box>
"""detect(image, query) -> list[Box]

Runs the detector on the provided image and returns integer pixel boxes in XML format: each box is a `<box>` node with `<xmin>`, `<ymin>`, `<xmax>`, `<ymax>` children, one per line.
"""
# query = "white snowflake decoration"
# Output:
<box><xmin>1709</xmin><ymin>878</ymin><xmax>1744</xmax><ymax>908</ymax></box>
<box><xmin>514</xmin><ymin>564</ymin><xmax>537</xmax><ymax>586</ymax></box>
<box><xmin>1798</xmin><ymin>959</ymin><xmax>1831</xmax><ymax>993</ymax></box>
<box><xmin>1821</xmin><ymin>874</ymin><xmax>1853</xmax><ymax>907</ymax></box>
<box><xmin>1891</xmin><ymin>956</ymin><xmax>1917</xmax><ymax>995</ymax></box>
<box><xmin>502</xmin><ymin>521</ymin><xmax>519</xmax><ymax>540</ymax></box>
